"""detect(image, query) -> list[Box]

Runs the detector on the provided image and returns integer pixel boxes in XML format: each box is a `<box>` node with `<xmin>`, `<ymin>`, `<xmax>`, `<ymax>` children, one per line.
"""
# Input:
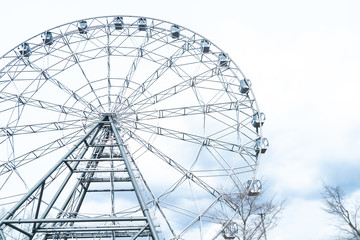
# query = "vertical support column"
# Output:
<box><xmin>109</xmin><ymin>116</ymin><xmax>159</xmax><ymax>240</ymax></box>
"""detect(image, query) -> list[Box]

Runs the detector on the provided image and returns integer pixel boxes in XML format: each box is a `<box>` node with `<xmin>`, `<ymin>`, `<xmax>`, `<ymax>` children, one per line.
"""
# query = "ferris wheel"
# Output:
<box><xmin>0</xmin><ymin>16</ymin><xmax>268</xmax><ymax>240</ymax></box>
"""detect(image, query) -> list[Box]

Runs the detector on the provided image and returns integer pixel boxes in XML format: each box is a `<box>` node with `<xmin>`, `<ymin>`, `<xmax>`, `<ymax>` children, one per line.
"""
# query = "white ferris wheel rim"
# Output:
<box><xmin>0</xmin><ymin>15</ymin><xmax>266</xmax><ymax>240</ymax></box>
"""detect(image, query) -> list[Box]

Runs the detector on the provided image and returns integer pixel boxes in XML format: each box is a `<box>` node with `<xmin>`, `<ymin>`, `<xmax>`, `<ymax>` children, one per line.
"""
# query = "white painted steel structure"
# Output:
<box><xmin>0</xmin><ymin>16</ymin><xmax>267</xmax><ymax>239</ymax></box>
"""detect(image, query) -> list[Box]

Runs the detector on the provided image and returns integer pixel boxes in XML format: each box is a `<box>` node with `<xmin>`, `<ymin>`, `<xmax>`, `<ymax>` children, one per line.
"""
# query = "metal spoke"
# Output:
<box><xmin>122</xmin><ymin>101</ymin><xmax>248</xmax><ymax>121</ymax></box>
<box><xmin>122</xmin><ymin>128</ymin><xmax>243</xmax><ymax>211</ymax></box>
<box><xmin>116</xmin><ymin>38</ymin><xmax>195</xmax><ymax>110</ymax></box>
<box><xmin>0</xmin><ymin>128</ymin><xmax>84</xmax><ymax>177</ymax></box>
<box><xmin>26</xmin><ymin>61</ymin><xmax>100</xmax><ymax>114</ymax></box>
<box><xmin>129</xmin><ymin>121</ymin><xmax>254</xmax><ymax>154</ymax></box>
<box><xmin>61</xmin><ymin>34</ymin><xmax>105</xmax><ymax>112</ymax></box>
<box><xmin>0</xmin><ymin>91</ymin><xmax>91</xmax><ymax>118</ymax></box>
<box><xmin>114</xmin><ymin>28</ymin><xmax>151</xmax><ymax>107</ymax></box>
<box><xmin>0</xmin><ymin>119</ymin><xmax>85</xmax><ymax>138</ymax></box>
<box><xmin>120</xmin><ymin>67</ymin><xmax>227</xmax><ymax>114</ymax></box>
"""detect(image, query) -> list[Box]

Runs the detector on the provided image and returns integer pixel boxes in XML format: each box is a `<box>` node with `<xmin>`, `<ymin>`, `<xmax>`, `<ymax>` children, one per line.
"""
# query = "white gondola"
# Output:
<box><xmin>113</xmin><ymin>16</ymin><xmax>124</xmax><ymax>30</ymax></box>
<box><xmin>246</xmin><ymin>179</ymin><xmax>262</xmax><ymax>196</ymax></box>
<box><xmin>254</xmin><ymin>138</ymin><xmax>269</xmax><ymax>154</ymax></box>
<box><xmin>222</xmin><ymin>221</ymin><xmax>238</xmax><ymax>239</ymax></box>
<box><xmin>77</xmin><ymin>20</ymin><xmax>88</xmax><ymax>34</ymax></box>
<box><xmin>170</xmin><ymin>24</ymin><xmax>180</xmax><ymax>39</ymax></box>
<box><xmin>138</xmin><ymin>18</ymin><xmax>147</xmax><ymax>31</ymax></box>
<box><xmin>18</xmin><ymin>43</ymin><xmax>31</xmax><ymax>57</ymax></box>
<box><xmin>200</xmin><ymin>39</ymin><xmax>210</xmax><ymax>53</ymax></box>
<box><xmin>41</xmin><ymin>31</ymin><xmax>53</xmax><ymax>45</ymax></box>
<box><xmin>239</xmin><ymin>79</ymin><xmax>252</xmax><ymax>94</ymax></box>
<box><xmin>218</xmin><ymin>53</ymin><xmax>229</xmax><ymax>67</ymax></box>
<box><xmin>252</xmin><ymin>112</ymin><xmax>266</xmax><ymax>128</ymax></box>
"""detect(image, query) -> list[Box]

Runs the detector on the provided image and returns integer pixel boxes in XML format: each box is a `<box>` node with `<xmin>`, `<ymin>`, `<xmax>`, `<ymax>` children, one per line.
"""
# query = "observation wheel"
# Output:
<box><xmin>0</xmin><ymin>16</ymin><xmax>268</xmax><ymax>240</ymax></box>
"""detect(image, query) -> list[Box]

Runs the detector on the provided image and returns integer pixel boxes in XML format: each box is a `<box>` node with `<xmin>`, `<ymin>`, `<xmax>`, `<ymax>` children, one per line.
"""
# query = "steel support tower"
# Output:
<box><xmin>0</xmin><ymin>115</ymin><xmax>159</xmax><ymax>239</ymax></box>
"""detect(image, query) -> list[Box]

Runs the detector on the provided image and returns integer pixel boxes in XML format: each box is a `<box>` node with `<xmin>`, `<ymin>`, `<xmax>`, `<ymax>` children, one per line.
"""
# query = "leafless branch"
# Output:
<box><xmin>322</xmin><ymin>184</ymin><xmax>360</xmax><ymax>239</ymax></box>
<box><xmin>216</xmin><ymin>182</ymin><xmax>285</xmax><ymax>240</ymax></box>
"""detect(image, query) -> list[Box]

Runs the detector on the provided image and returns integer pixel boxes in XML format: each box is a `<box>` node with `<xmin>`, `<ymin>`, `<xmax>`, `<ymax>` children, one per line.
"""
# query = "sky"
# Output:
<box><xmin>1</xmin><ymin>0</ymin><xmax>360</xmax><ymax>239</ymax></box>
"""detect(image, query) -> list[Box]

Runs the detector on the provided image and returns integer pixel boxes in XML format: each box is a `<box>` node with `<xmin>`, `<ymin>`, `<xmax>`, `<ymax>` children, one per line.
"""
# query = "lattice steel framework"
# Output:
<box><xmin>0</xmin><ymin>16</ymin><xmax>267</xmax><ymax>239</ymax></box>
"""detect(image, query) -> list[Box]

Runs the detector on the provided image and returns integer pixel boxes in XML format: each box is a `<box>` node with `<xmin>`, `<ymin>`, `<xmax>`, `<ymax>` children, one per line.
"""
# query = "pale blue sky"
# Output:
<box><xmin>1</xmin><ymin>0</ymin><xmax>360</xmax><ymax>239</ymax></box>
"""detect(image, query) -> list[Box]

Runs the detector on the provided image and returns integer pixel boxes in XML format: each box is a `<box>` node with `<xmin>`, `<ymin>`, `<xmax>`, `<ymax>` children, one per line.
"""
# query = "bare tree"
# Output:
<box><xmin>235</xmin><ymin>191</ymin><xmax>284</xmax><ymax>240</ymax></box>
<box><xmin>219</xmin><ymin>183</ymin><xmax>285</xmax><ymax>240</ymax></box>
<box><xmin>322</xmin><ymin>184</ymin><xmax>360</xmax><ymax>240</ymax></box>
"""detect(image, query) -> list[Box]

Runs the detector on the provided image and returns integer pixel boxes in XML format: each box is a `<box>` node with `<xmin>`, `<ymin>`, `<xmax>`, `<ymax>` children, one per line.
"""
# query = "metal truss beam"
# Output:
<box><xmin>0</xmin><ymin>119</ymin><xmax>84</xmax><ymax>138</ymax></box>
<box><xmin>116</xmin><ymin>27</ymin><xmax>151</xmax><ymax>101</ymax></box>
<box><xmin>0</xmin><ymin>128</ymin><xmax>83</xmax><ymax>176</ymax></box>
<box><xmin>109</xmin><ymin>116</ymin><xmax>160</xmax><ymax>240</ymax></box>
<box><xmin>0</xmin><ymin>91</ymin><xmax>92</xmax><ymax>118</ymax></box>
<box><xmin>124</xmin><ymin>130</ymin><xmax>242</xmax><ymax>212</ymax></box>
<box><xmin>114</xmin><ymin>39</ymin><xmax>194</xmax><ymax>111</ymax></box>
<box><xmin>122</xmin><ymin>101</ymin><xmax>251</xmax><ymax>121</ymax></box>
<box><xmin>130</xmin><ymin>121</ymin><xmax>254</xmax><ymax>154</ymax></box>
<box><xmin>3</xmin><ymin>217</ymin><xmax>147</xmax><ymax>224</ymax></box>
<box><xmin>27</xmin><ymin>62</ymin><xmax>100</xmax><ymax>114</ymax></box>
<box><xmin>43</xmin><ymin>231</ymin><xmax>151</xmax><ymax>239</ymax></box>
